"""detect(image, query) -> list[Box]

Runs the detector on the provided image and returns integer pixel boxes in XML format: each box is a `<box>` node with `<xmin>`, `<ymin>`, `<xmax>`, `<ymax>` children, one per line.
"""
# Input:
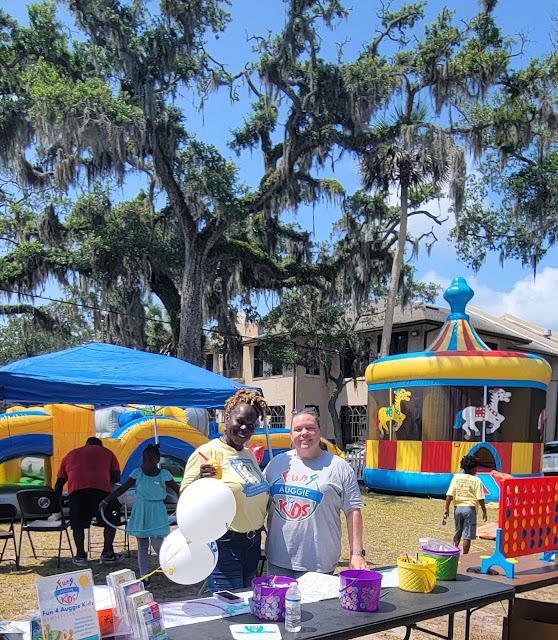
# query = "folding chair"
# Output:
<box><xmin>87</xmin><ymin>498</ymin><xmax>130</xmax><ymax>559</ymax></box>
<box><xmin>0</xmin><ymin>503</ymin><xmax>19</xmax><ymax>568</ymax></box>
<box><xmin>17</xmin><ymin>489</ymin><xmax>73</xmax><ymax>568</ymax></box>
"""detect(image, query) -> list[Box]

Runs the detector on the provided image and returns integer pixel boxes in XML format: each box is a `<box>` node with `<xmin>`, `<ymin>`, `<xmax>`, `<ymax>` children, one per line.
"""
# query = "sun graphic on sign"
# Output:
<box><xmin>78</xmin><ymin>575</ymin><xmax>89</xmax><ymax>587</ymax></box>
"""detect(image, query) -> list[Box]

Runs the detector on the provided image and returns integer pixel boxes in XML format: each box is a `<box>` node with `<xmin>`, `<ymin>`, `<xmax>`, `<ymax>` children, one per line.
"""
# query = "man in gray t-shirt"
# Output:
<box><xmin>264</xmin><ymin>410</ymin><xmax>366</xmax><ymax>576</ymax></box>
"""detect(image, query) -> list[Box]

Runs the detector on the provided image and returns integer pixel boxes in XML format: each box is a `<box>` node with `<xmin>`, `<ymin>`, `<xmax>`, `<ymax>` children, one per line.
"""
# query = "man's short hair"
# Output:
<box><xmin>86</xmin><ymin>436</ymin><xmax>103</xmax><ymax>446</ymax></box>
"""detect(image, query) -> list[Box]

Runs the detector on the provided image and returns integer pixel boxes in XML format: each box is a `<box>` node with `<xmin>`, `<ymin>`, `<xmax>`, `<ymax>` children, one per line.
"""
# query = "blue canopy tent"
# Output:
<box><xmin>0</xmin><ymin>342</ymin><xmax>258</xmax><ymax>408</ymax></box>
<box><xmin>0</xmin><ymin>342</ymin><xmax>274</xmax><ymax>462</ymax></box>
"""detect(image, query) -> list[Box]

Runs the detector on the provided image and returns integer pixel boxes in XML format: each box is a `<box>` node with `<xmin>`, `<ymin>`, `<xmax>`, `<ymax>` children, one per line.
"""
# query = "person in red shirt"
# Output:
<box><xmin>55</xmin><ymin>437</ymin><xmax>124</xmax><ymax>567</ymax></box>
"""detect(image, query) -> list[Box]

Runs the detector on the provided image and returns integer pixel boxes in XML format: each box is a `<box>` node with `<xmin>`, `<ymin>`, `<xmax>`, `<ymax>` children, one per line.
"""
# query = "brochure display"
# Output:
<box><xmin>36</xmin><ymin>570</ymin><xmax>100</xmax><ymax>640</ymax></box>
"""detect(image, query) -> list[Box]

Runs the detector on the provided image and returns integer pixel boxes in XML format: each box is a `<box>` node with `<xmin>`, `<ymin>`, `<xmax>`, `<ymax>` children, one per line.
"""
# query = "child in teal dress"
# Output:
<box><xmin>100</xmin><ymin>444</ymin><xmax>180</xmax><ymax>585</ymax></box>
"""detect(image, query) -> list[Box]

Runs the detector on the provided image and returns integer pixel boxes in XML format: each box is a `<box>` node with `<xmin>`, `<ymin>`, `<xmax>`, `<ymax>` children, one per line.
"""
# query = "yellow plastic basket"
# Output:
<box><xmin>397</xmin><ymin>556</ymin><xmax>437</xmax><ymax>593</ymax></box>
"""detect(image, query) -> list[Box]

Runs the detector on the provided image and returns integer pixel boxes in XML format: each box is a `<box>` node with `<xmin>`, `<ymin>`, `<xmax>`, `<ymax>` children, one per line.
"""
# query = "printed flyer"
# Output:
<box><xmin>36</xmin><ymin>570</ymin><xmax>100</xmax><ymax>640</ymax></box>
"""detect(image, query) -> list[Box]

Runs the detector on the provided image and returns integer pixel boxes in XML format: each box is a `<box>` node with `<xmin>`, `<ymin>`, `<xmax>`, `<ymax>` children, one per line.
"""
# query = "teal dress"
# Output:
<box><xmin>127</xmin><ymin>468</ymin><xmax>173</xmax><ymax>538</ymax></box>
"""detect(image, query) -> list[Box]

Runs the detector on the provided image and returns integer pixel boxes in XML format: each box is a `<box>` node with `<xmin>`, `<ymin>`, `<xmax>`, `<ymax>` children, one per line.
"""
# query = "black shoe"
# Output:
<box><xmin>73</xmin><ymin>555</ymin><xmax>88</xmax><ymax>567</ymax></box>
<box><xmin>99</xmin><ymin>552</ymin><xmax>125</xmax><ymax>565</ymax></box>
<box><xmin>142</xmin><ymin>577</ymin><xmax>151</xmax><ymax>588</ymax></box>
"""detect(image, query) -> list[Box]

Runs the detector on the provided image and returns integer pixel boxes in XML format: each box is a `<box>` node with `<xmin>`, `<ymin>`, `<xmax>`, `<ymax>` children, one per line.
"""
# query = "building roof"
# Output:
<box><xmin>237</xmin><ymin>295</ymin><xmax>558</xmax><ymax>359</ymax></box>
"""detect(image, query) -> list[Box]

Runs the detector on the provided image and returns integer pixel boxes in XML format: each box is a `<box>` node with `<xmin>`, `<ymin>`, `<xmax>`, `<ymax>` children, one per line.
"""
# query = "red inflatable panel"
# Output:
<box><xmin>421</xmin><ymin>441</ymin><xmax>451</xmax><ymax>473</ymax></box>
<box><xmin>378</xmin><ymin>440</ymin><xmax>397</xmax><ymax>471</ymax></box>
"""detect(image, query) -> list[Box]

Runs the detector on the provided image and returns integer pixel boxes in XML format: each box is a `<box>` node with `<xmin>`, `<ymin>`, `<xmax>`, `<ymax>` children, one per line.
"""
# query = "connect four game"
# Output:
<box><xmin>481</xmin><ymin>477</ymin><xmax>558</xmax><ymax>578</ymax></box>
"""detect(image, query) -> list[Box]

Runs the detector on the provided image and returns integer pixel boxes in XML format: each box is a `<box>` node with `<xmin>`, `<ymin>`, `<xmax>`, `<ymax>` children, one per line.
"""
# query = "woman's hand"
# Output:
<box><xmin>198</xmin><ymin>463</ymin><xmax>218</xmax><ymax>479</ymax></box>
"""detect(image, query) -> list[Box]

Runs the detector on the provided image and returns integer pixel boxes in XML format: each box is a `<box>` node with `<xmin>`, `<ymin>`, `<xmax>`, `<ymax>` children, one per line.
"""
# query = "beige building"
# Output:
<box><xmin>207</xmin><ymin>303</ymin><xmax>558</xmax><ymax>447</ymax></box>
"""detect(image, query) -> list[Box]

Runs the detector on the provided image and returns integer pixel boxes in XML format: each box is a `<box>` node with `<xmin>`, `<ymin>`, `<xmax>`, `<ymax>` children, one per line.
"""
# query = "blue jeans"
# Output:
<box><xmin>205</xmin><ymin>529</ymin><xmax>262</xmax><ymax>592</ymax></box>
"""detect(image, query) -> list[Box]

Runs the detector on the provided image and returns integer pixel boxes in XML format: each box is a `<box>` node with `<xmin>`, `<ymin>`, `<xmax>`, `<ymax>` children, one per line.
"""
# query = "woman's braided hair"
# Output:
<box><xmin>225</xmin><ymin>389</ymin><xmax>268</xmax><ymax>419</ymax></box>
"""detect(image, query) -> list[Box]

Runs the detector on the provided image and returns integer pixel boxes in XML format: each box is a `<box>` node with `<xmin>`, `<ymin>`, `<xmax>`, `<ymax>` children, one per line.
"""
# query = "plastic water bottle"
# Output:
<box><xmin>285</xmin><ymin>582</ymin><xmax>301</xmax><ymax>632</ymax></box>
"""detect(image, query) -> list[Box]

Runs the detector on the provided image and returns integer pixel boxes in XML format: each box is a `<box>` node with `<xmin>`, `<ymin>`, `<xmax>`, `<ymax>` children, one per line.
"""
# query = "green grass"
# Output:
<box><xmin>1</xmin><ymin>492</ymin><xmax>557</xmax><ymax>640</ymax></box>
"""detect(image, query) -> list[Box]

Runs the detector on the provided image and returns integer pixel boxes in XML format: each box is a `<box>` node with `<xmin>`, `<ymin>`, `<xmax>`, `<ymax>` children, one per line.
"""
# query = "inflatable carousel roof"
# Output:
<box><xmin>365</xmin><ymin>277</ymin><xmax>552</xmax><ymax>390</ymax></box>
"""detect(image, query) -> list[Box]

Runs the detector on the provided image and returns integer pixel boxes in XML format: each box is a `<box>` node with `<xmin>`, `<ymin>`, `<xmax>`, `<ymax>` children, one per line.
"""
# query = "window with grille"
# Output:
<box><xmin>267</xmin><ymin>406</ymin><xmax>286</xmax><ymax>429</ymax></box>
<box><xmin>340</xmin><ymin>405</ymin><xmax>368</xmax><ymax>444</ymax></box>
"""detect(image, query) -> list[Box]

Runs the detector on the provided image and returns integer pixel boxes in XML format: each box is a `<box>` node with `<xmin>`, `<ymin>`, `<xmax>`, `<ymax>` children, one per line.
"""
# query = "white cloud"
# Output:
<box><xmin>420</xmin><ymin>268</ymin><xmax>558</xmax><ymax>333</ymax></box>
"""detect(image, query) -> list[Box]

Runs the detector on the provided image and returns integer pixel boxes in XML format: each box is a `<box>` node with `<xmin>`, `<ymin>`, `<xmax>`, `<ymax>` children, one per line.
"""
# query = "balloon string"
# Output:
<box><xmin>149</xmin><ymin>542</ymin><xmax>189</xmax><ymax>580</ymax></box>
<box><xmin>136</xmin><ymin>542</ymin><xmax>186</xmax><ymax>583</ymax></box>
<box><xmin>100</xmin><ymin>504</ymin><xmax>177</xmax><ymax>536</ymax></box>
<box><xmin>139</xmin><ymin>568</ymin><xmax>165</xmax><ymax>581</ymax></box>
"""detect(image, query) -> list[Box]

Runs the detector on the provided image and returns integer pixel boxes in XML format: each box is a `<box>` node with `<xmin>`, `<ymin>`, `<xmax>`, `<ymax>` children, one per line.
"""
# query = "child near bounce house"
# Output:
<box><xmin>443</xmin><ymin>454</ymin><xmax>487</xmax><ymax>554</ymax></box>
<box><xmin>100</xmin><ymin>444</ymin><xmax>180</xmax><ymax>586</ymax></box>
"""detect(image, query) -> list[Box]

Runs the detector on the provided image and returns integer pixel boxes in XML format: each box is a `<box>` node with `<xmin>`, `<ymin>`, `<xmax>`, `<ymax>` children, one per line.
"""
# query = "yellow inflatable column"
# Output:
<box><xmin>46</xmin><ymin>404</ymin><xmax>94</xmax><ymax>486</ymax></box>
<box><xmin>0</xmin><ymin>459</ymin><xmax>21</xmax><ymax>484</ymax></box>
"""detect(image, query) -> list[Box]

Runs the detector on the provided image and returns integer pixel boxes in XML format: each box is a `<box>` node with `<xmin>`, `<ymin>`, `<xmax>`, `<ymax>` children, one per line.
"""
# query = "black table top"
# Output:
<box><xmin>166</xmin><ymin>575</ymin><xmax>514</xmax><ymax>640</ymax></box>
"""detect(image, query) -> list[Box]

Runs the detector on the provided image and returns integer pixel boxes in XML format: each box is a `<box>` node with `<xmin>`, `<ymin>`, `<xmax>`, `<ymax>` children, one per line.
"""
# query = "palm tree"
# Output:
<box><xmin>361</xmin><ymin>105</ymin><xmax>466</xmax><ymax>358</ymax></box>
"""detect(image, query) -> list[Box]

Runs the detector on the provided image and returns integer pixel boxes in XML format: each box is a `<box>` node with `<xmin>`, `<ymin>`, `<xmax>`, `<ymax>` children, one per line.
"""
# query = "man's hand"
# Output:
<box><xmin>348</xmin><ymin>554</ymin><xmax>367</xmax><ymax>571</ymax></box>
<box><xmin>482</xmin><ymin>510</ymin><xmax>487</xmax><ymax>522</ymax></box>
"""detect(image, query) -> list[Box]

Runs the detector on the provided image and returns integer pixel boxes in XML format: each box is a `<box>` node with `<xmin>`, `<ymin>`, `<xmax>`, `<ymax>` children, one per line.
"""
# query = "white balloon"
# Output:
<box><xmin>159</xmin><ymin>529</ymin><xmax>218</xmax><ymax>585</ymax></box>
<box><xmin>177</xmin><ymin>477</ymin><xmax>236</xmax><ymax>544</ymax></box>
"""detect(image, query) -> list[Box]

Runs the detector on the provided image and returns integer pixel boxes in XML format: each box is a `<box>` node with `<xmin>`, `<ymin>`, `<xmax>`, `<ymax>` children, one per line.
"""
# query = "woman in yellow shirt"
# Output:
<box><xmin>181</xmin><ymin>389</ymin><xmax>269</xmax><ymax>591</ymax></box>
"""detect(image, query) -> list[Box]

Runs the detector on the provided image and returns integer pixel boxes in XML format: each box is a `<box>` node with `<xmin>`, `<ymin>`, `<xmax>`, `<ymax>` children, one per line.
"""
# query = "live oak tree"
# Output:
<box><xmin>0</xmin><ymin>300</ymin><xmax>91</xmax><ymax>365</ymax></box>
<box><xmin>451</xmin><ymin>52</ymin><xmax>558</xmax><ymax>272</ymax></box>
<box><xmin>0</xmin><ymin>0</ymin><xmax>516</xmax><ymax>364</ymax></box>
<box><xmin>0</xmin><ymin>0</ymin><xmax>395</xmax><ymax>363</ymax></box>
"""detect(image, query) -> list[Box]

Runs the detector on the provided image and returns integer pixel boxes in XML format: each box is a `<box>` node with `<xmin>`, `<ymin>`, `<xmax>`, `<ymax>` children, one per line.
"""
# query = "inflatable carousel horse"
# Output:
<box><xmin>374</xmin><ymin>388</ymin><xmax>412</xmax><ymax>436</ymax></box>
<box><xmin>452</xmin><ymin>387</ymin><xmax>512</xmax><ymax>440</ymax></box>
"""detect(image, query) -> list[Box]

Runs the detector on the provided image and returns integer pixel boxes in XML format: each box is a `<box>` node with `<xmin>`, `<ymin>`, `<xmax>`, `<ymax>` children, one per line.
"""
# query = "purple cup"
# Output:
<box><xmin>339</xmin><ymin>569</ymin><xmax>383</xmax><ymax>612</ymax></box>
<box><xmin>251</xmin><ymin>576</ymin><xmax>294</xmax><ymax>621</ymax></box>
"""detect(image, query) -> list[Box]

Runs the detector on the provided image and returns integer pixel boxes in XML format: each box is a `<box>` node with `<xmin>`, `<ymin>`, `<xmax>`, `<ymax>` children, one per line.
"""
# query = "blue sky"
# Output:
<box><xmin>3</xmin><ymin>0</ymin><xmax>558</xmax><ymax>331</ymax></box>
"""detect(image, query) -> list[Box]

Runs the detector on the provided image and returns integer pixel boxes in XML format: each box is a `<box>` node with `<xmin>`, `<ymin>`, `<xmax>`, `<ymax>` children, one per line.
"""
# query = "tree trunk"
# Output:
<box><xmin>379</xmin><ymin>177</ymin><xmax>409</xmax><ymax>358</ymax></box>
<box><xmin>176</xmin><ymin>249</ymin><xmax>204</xmax><ymax>364</ymax></box>
<box><xmin>327</xmin><ymin>376</ymin><xmax>345</xmax><ymax>450</ymax></box>
<box><xmin>150</xmin><ymin>271</ymin><xmax>181</xmax><ymax>348</ymax></box>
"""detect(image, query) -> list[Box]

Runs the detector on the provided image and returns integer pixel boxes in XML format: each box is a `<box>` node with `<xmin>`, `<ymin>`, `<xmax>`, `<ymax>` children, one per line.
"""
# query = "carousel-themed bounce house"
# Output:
<box><xmin>364</xmin><ymin>277</ymin><xmax>552</xmax><ymax>501</ymax></box>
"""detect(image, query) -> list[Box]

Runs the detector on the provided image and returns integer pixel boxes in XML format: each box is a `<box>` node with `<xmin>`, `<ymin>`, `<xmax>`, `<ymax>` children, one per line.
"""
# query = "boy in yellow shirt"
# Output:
<box><xmin>443</xmin><ymin>454</ymin><xmax>487</xmax><ymax>554</ymax></box>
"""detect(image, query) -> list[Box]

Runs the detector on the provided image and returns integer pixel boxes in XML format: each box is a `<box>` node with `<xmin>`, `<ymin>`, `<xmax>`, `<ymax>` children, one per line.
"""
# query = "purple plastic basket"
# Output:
<box><xmin>251</xmin><ymin>576</ymin><xmax>294</xmax><ymax>621</ymax></box>
<box><xmin>339</xmin><ymin>569</ymin><xmax>383</xmax><ymax>612</ymax></box>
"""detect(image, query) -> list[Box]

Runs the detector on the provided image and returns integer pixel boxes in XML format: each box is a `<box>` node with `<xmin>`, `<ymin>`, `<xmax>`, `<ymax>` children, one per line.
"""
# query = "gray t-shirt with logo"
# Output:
<box><xmin>264</xmin><ymin>450</ymin><xmax>364</xmax><ymax>573</ymax></box>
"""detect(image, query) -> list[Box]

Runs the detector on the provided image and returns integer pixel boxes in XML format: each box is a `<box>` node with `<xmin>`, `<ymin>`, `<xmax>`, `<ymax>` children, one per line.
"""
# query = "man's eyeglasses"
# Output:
<box><xmin>292</xmin><ymin>407</ymin><xmax>318</xmax><ymax>415</ymax></box>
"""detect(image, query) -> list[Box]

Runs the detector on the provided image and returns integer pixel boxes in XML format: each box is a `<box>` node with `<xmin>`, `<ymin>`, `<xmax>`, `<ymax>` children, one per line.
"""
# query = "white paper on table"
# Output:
<box><xmin>230</xmin><ymin>624</ymin><xmax>282</xmax><ymax>639</ymax></box>
<box><xmin>377</xmin><ymin>567</ymin><xmax>399</xmax><ymax>588</ymax></box>
<box><xmin>160</xmin><ymin>591</ymin><xmax>252</xmax><ymax>628</ymax></box>
<box><xmin>296</xmin><ymin>572</ymin><xmax>341</xmax><ymax>603</ymax></box>
<box><xmin>0</xmin><ymin>620</ymin><xmax>32</xmax><ymax>640</ymax></box>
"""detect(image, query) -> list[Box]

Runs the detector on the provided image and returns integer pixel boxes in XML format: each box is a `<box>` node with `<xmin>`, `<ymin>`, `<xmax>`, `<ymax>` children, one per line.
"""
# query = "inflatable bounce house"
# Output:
<box><xmin>0</xmin><ymin>404</ymin><xmax>339</xmax><ymax>496</ymax></box>
<box><xmin>364</xmin><ymin>277</ymin><xmax>552</xmax><ymax>501</ymax></box>
<box><xmin>0</xmin><ymin>405</ymin><xmax>208</xmax><ymax>491</ymax></box>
